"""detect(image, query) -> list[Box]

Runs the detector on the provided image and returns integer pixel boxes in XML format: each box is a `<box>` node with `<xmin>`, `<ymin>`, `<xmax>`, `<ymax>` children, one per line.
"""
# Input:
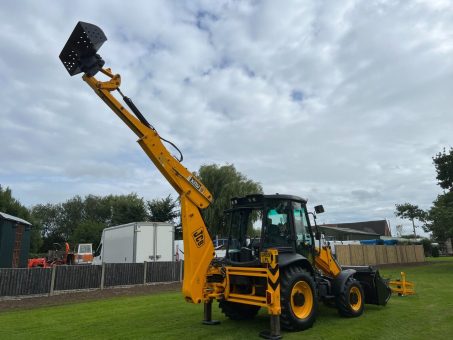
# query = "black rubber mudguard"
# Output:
<box><xmin>342</xmin><ymin>266</ymin><xmax>392</xmax><ymax>306</ymax></box>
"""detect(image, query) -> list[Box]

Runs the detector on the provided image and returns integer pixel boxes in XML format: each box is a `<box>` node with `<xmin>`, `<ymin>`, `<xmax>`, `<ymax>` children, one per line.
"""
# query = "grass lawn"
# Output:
<box><xmin>1</xmin><ymin>258</ymin><xmax>452</xmax><ymax>339</ymax></box>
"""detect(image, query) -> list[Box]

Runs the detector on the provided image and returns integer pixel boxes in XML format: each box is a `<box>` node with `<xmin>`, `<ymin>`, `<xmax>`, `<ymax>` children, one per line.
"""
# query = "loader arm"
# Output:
<box><xmin>314</xmin><ymin>245</ymin><xmax>342</xmax><ymax>278</ymax></box>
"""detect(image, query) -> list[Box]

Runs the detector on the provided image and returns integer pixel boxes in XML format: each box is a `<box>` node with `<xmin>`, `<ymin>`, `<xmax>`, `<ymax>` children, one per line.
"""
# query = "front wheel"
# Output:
<box><xmin>280</xmin><ymin>266</ymin><xmax>318</xmax><ymax>331</ymax></box>
<box><xmin>336</xmin><ymin>278</ymin><xmax>364</xmax><ymax>317</ymax></box>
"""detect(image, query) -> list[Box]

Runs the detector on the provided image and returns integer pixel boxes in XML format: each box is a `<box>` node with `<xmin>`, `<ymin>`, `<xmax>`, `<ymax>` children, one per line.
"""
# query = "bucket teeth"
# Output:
<box><xmin>59</xmin><ymin>21</ymin><xmax>107</xmax><ymax>76</ymax></box>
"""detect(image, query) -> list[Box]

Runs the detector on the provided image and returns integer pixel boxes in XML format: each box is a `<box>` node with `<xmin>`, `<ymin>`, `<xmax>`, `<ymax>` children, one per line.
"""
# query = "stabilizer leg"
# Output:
<box><xmin>259</xmin><ymin>314</ymin><xmax>282</xmax><ymax>340</ymax></box>
<box><xmin>202</xmin><ymin>300</ymin><xmax>220</xmax><ymax>325</ymax></box>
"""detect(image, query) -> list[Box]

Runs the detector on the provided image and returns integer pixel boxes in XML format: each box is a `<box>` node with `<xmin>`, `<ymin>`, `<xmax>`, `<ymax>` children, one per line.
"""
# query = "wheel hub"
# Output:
<box><xmin>349</xmin><ymin>286</ymin><xmax>362</xmax><ymax>312</ymax></box>
<box><xmin>290</xmin><ymin>280</ymin><xmax>314</xmax><ymax>319</ymax></box>
<box><xmin>293</xmin><ymin>292</ymin><xmax>305</xmax><ymax>307</ymax></box>
<box><xmin>350</xmin><ymin>292</ymin><xmax>359</xmax><ymax>305</ymax></box>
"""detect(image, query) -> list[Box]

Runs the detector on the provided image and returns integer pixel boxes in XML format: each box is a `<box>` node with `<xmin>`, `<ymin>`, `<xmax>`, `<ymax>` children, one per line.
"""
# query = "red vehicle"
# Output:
<box><xmin>28</xmin><ymin>243</ymin><xmax>93</xmax><ymax>268</ymax></box>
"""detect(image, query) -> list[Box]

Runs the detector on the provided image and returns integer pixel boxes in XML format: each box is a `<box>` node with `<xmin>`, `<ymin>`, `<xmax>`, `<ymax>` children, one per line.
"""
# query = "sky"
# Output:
<box><xmin>1</xmin><ymin>0</ymin><xmax>452</xmax><ymax>237</ymax></box>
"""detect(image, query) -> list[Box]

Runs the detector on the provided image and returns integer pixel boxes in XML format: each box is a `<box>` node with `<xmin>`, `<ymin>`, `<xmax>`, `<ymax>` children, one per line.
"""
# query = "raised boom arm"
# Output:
<box><xmin>60</xmin><ymin>22</ymin><xmax>214</xmax><ymax>303</ymax></box>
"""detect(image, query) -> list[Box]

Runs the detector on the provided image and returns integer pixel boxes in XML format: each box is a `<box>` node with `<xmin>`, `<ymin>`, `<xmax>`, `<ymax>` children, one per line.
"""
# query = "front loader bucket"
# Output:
<box><xmin>344</xmin><ymin>266</ymin><xmax>392</xmax><ymax>305</ymax></box>
<box><xmin>59</xmin><ymin>21</ymin><xmax>107</xmax><ymax>76</ymax></box>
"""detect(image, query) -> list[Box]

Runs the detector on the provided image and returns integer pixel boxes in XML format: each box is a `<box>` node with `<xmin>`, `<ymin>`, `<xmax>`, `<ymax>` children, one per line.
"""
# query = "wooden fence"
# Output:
<box><xmin>335</xmin><ymin>245</ymin><xmax>425</xmax><ymax>266</ymax></box>
<box><xmin>0</xmin><ymin>261</ymin><xmax>183</xmax><ymax>298</ymax></box>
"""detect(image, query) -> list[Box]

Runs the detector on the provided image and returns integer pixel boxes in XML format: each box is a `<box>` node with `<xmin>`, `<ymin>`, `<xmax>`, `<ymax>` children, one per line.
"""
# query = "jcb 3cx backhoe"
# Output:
<box><xmin>59</xmin><ymin>22</ymin><xmax>391</xmax><ymax>339</ymax></box>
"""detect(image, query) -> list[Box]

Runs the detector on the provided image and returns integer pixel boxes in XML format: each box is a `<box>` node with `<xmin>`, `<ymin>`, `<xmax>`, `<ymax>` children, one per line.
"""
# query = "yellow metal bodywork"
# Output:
<box><xmin>315</xmin><ymin>245</ymin><xmax>342</xmax><ymax>278</ymax></box>
<box><xmin>261</xmin><ymin>249</ymin><xmax>281</xmax><ymax>315</ymax></box>
<box><xmin>204</xmin><ymin>249</ymin><xmax>281</xmax><ymax>315</ymax></box>
<box><xmin>72</xmin><ymin>66</ymin><xmax>345</xmax><ymax>316</ymax></box>
<box><xmin>82</xmin><ymin>70</ymin><xmax>214</xmax><ymax>304</ymax></box>
<box><xmin>80</xmin><ymin>69</ymin><xmax>282</xmax><ymax>314</ymax></box>
<box><xmin>389</xmin><ymin>272</ymin><xmax>415</xmax><ymax>296</ymax></box>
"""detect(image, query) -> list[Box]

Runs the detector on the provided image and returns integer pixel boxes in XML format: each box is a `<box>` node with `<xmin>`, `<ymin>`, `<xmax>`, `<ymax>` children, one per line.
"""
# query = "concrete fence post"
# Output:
<box><xmin>100</xmin><ymin>263</ymin><xmax>105</xmax><ymax>290</ymax></box>
<box><xmin>179</xmin><ymin>261</ymin><xmax>183</xmax><ymax>282</ymax></box>
<box><xmin>143</xmin><ymin>261</ymin><xmax>147</xmax><ymax>284</ymax></box>
<box><xmin>49</xmin><ymin>266</ymin><xmax>56</xmax><ymax>296</ymax></box>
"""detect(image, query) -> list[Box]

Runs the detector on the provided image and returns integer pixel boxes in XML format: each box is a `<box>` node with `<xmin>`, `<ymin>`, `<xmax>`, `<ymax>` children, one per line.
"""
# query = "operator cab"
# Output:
<box><xmin>224</xmin><ymin>194</ymin><xmax>317</xmax><ymax>265</ymax></box>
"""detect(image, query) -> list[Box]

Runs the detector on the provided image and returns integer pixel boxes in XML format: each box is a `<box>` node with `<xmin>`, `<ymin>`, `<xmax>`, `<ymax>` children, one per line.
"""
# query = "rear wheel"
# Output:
<box><xmin>280</xmin><ymin>266</ymin><xmax>318</xmax><ymax>331</ymax></box>
<box><xmin>336</xmin><ymin>278</ymin><xmax>364</xmax><ymax>317</ymax></box>
<box><xmin>219</xmin><ymin>300</ymin><xmax>260</xmax><ymax>320</ymax></box>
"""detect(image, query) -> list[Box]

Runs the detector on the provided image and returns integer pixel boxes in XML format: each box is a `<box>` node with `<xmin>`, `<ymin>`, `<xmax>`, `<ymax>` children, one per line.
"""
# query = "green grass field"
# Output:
<box><xmin>1</xmin><ymin>258</ymin><xmax>452</xmax><ymax>340</ymax></box>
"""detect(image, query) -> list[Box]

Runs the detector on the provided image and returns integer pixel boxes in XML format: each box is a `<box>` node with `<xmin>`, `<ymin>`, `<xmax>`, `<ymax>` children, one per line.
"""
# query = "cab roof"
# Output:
<box><xmin>230</xmin><ymin>194</ymin><xmax>307</xmax><ymax>208</ymax></box>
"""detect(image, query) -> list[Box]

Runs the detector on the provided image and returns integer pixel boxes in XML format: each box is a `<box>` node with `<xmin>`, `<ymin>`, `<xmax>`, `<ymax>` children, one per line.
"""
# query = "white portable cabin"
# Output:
<box><xmin>93</xmin><ymin>222</ymin><xmax>174</xmax><ymax>264</ymax></box>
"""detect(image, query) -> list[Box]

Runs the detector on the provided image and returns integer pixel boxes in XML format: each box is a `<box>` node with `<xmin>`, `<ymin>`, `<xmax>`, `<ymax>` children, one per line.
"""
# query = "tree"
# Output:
<box><xmin>30</xmin><ymin>203</ymin><xmax>62</xmax><ymax>236</ymax></box>
<box><xmin>147</xmin><ymin>195</ymin><xmax>179</xmax><ymax>223</ymax></box>
<box><xmin>0</xmin><ymin>185</ymin><xmax>30</xmax><ymax>219</ymax></box>
<box><xmin>394</xmin><ymin>203</ymin><xmax>425</xmax><ymax>238</ymax></box>
<box><xmin>108</xmin><ymin>193</ymin><xmax>148</xmax><ymax>226</ymax></box>
<box><xmin>424</xmin><ymin>192</ymin><xmax>453</xmax><ymax>241</ymax></box>
<box><xmin>423</xmin><ymin>148</ymin><xmax>453</xmax><ymax>241</ymax></box>
<box><xmin>29</xmin><ymin>203</ymin><xmax>63</xmax><ymax>252</ymax></box>
<box><xmin>0</xmin><ymin>185</ymin><xmax>42</xmax><ymax>253</ymax></box>
<box><xmin>196</xmin><ymin>164</ymin><xmax>263</xmax><ymax>236</ymax></box>
<box><xmin>433</xmin><ymin>148</ymin><xmax>453</xmax><ymax>191</ymax></box>
<box><xmin>59</xmin><ymin>196</ymin><xmax>84</xmax><ymax>241</ymax></box>
<box><xmin>72</xmin><ymin>220</ymin><xmax>105</xmax><ymax>247</ymax></box>
<box><xmin>83</xmin><ymin>195</ymin><xmax>112</xmax><ymax>224</ymax></box>
<box><xmin>30</xmin><ymin>193</ymin><xmax>149</xmax><ymax>250</ymax></box>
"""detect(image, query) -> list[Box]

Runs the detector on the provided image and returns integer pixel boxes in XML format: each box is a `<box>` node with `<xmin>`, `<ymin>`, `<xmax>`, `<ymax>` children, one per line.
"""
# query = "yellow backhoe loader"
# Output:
<box><xmin>59</xmin><ymin>22</ymin><xmax>391</xmax><ymax>339</ymax></box>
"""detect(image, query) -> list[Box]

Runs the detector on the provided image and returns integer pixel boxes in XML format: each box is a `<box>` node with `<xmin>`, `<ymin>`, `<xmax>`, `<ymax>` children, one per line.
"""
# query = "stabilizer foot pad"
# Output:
<box><xmin>259</xmin><ymin>331</ymin><xmax>282</xmax><ymax>340</ymax></box>
<box><xmin>202</xmin><ymin>320</ymin><xmax>220</xmax><ymax>325</ymax></box>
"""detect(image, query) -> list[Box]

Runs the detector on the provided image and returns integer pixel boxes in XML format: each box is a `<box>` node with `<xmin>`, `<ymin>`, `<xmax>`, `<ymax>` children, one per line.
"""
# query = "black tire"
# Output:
<box><xmin>219</xmin><ymin>301</ymin><xmax>260</xmax><ymax>320</ymax></box>
<box><xmin>280</xmin><ymin>266</ymin><xmax>318</xmax><ymax>331</ymax></box>
<box><xmin>336</xmin><ymin>278</ymin><xmax>364</xmax><ymax>317</ymax></box>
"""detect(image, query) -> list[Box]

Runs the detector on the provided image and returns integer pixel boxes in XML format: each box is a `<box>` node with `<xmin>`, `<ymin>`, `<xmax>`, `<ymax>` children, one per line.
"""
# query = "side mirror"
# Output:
<box><xmin>314</xmin><ymin>205</ymin><xmax>325</xmax><ymax>214</ymax></box>
<box><xmin>315</xmin><ymin>231</ymin><xmax>321</xmax><ymax>240</ymax></box>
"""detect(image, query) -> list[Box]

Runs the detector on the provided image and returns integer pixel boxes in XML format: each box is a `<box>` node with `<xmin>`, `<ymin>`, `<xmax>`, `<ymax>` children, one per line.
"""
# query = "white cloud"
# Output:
<box><xmin>1</xmin><ymin>0</ymin><xmax>451</xmax><ymax>236</ymax></box>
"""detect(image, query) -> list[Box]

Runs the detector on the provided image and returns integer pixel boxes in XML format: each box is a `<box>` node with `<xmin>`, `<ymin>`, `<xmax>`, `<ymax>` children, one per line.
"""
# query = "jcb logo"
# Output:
<box><xmin>188</xmin><ymin>176</ymin><xmax>203</xmax><ymax>193</ymax></box>
<box><xmin>192</xmin><ymin>228</ymin><xmax>205</xmax><ymax>248</ymax></box>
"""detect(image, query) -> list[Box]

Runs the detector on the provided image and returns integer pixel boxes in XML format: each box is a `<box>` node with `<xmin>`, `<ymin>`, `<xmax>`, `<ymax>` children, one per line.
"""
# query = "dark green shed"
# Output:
<box><xmin>0</xmin><ymin>212</ymin><xmax>32</xmax><ymax>268</ymax></box>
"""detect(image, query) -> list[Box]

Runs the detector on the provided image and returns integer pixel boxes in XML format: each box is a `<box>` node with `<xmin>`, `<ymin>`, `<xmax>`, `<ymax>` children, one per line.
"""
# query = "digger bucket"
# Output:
<box><xmin>59</xmin><ymin>21</ymin><xmax>107</xmax><ymax>76</ymax></box>
<box><xmin>343</xmin><ymin>266</ymin><xmax>392</xmax><ymax>305</ymax></box>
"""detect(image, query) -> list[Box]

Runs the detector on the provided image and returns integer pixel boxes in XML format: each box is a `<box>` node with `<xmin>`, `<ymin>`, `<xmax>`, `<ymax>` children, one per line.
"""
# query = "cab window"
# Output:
<box><xmin>263</xmin><ymin>200</ymin><xmax>292</xmax><ymax>248</ymax></box>
<box><xmin>293</xmin><ymin>203</ymin><xmax>312</xmax><ymax>246</ymax></box>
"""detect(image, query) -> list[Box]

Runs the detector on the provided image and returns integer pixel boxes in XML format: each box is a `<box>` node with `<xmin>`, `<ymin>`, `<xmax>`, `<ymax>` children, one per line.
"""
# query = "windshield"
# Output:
<box><xmin>78</xmin><ymin>244</ymin><xmax>92</xmax><ymax>254</ymax></box>
<box><xmin>225</xmin><ymin>208</ymin><xmax>262</xmax><ymax>260</ymax></box>
<box><xmin>262</xmin><ymin>200</ymin><xmax>292</xmax><ymax>249</ymax></box>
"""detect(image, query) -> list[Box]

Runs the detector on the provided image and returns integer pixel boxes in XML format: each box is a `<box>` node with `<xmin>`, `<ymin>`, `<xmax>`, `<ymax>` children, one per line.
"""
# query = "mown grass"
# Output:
<box><xmin>1</xmin><ymin>258</ymin><xmax>452</xmax><ymax>340</ymax></box>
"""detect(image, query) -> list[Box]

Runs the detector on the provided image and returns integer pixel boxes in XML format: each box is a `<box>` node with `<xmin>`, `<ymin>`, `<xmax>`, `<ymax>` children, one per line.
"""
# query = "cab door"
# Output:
<box><xmin>292</xmin><ymin>202</ymin><xmax>314</xmax><ymax>260</ymax></box>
